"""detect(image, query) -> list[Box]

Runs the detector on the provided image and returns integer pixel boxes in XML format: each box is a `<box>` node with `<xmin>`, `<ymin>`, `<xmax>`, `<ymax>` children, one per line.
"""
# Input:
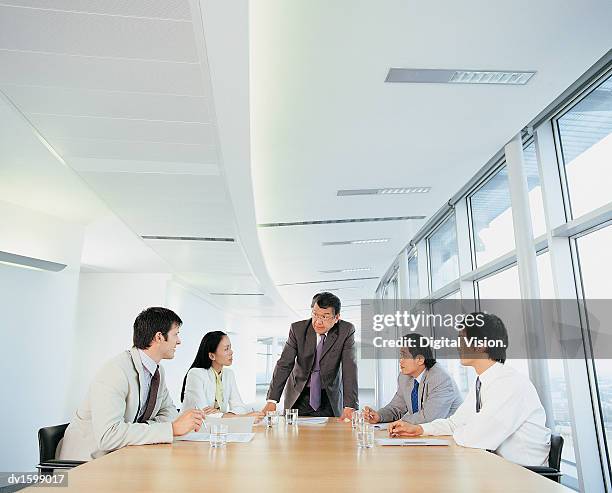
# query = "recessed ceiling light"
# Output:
<box><xmin>209</xmin><ymin>292</ymin><xmax>264</xmax><ymax>296</ymax></box>
<box><xmin>0</xmin><ymin>250</ymin><xmax>66</xmax><ymax>272</ymax></box>
<box><xmin>337</xmin><ymin>187</ymin><xmax>431</xmax><ymax>196</ymax></box>
<box><xmin>258</xmin><ymin>215</ymin><xmax>423</xmax><ymax>227</ymax></box>
<box><xmin>322</xmin><ymin>239</ymin><xmax>389</xmax><ymax>246</ymax></box>
<box><xmin>142</xmin><ymin>236</ymin><xmax>235</xmax><ymax>242</ymax></box>
<box><xmin>319</xmin><ymin>267</ymin><xmax>372</xmax><ymax>274</ymax></box>
<box><xmin>385</xmin><ymin>68</ymin><xmax>536</xmax><ymax>85</ymax></box>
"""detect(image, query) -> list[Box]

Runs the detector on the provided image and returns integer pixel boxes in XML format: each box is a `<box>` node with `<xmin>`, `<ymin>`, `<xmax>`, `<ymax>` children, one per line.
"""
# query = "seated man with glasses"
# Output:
<box><xmin>261</xmin><ymin>292</ymin><xmax>358</xmax><ymax>419</ymax></box>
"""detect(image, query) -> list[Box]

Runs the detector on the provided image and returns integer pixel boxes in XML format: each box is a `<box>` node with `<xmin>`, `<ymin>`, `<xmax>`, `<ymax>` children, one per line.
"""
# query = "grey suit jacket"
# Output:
<box><xmin>377</xmin><ymin>363</ymin><xmax>462</xmax><ymax>424</ymax></box>
<box><xmin>267</xmin><ymin>319</ymin><xmax>358</xmax><ymax>416</ymax></box>
<box><xmin>57</xmin><ymin>347</ymin><xmax>178</xmax><ymax>461</ymax></box>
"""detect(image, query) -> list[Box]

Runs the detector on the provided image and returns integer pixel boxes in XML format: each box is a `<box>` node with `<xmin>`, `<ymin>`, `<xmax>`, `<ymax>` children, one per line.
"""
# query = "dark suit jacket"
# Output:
<box><xmin>266</xmin><ymin>319</ymin><xmax>359</xmax><ymax>416</ymax></box>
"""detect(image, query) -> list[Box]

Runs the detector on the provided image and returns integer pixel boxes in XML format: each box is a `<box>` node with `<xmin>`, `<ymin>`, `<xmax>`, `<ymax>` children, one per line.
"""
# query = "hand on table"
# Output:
<box><xmin>261</xmin><ymin>402</ymin><xmax>276</xmax><ymax>414</ymax></box>
<box><xmin>339</xmin><ymin>407</ymin><xmax>354</xmax><ymax>422</ymax></box>
<box><xmin>388</xmin><ymin>420</ymin><xmax>423</xmax><ymax>438</ymax></box>
<box><xmin>172</xmin><ymin>409</ymin><xmax>204</xmax><ymax>436</ymax></box>
<box><xmin>362</xmin><ymin>406</ymin><xmax>381</xmax><ymax>424</ymax></box>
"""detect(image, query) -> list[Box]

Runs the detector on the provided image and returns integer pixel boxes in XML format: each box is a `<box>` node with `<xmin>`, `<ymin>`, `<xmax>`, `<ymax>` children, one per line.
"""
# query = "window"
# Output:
<box><xmin>407</xmin><ymin>253</ymin><xmax>419</xmax><ymax>301</ymax></box>
<box><xmin>428</xmin><ymin>214</ymin><xmax>459</xmax><ymax>292</ymax></box>
<box><xmin>556</xmin><ymin>73</ymin><xmax>612</xmax><ymax>219</ymax></box>
<box><xmin>524</xmin><ymin>142</ymin><xmax>547</xmax><ymax>238</ymax></box>
<box><xmin>470</xmin><ymin>167</ymin><xmax>515</xmax><ymax>266</ymax></box>
<box><xmin>576</xmin><ymin>225</ymin><xmax>612</xmax><ymax>476</ymax></box>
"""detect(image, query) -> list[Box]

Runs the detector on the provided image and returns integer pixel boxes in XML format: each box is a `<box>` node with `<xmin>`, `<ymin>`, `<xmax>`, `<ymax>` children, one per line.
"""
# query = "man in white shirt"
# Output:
<box><xmin>388</xmin><ymin>313</ymin><xmax>551</xmax><ymax>466</ymax></box>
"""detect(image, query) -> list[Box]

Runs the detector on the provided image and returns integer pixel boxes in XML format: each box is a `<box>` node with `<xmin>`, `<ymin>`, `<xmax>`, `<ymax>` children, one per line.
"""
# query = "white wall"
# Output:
<box><xmin>0</xmin><ymin>201</ymin><xmax>83</xmax><ymax>472</ymax></box>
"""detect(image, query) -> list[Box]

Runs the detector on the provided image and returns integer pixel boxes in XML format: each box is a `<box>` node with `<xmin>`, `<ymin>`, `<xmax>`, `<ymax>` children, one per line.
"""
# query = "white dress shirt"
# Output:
<box><xmin>420</xmin><ymin>362</ymin><xmax>551</xmax><ymax>466</ymax></box>
<box><xmin>137</xmin><ymin>349</ymin><xmax>158</xmax><ymax>419</ymax></box>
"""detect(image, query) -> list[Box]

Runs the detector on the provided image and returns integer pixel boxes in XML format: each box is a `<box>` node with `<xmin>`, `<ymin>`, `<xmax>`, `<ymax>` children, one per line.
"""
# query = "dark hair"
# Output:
<box><xmin>180</xmin><ymin>331</ymin><xmax>227</xmax><ymax>402</ymax></box>
<box><xmin>311</xmin><ymin>292</ymin><xmax>341</xmax><ymax>316</ymax></box>
<box><xmin>402</xmin><ymin>333</ymin><xmax>436</xmax><ymax>369</ymax></box>
<box><xmin>462</xmin><ymin>312</ymin><xmax>508</xmax><ymax>363</ymax></box>
<box><xmin>133</xmin><ymin>307</ymin><xmax>182</xmax><ymax>350</ymax></box>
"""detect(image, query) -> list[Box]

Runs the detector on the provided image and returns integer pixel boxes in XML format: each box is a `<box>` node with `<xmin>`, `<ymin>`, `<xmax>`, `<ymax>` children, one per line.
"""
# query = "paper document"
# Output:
<box><xmin>297</xmin><ymin>417</ymin><xmax>328</xmax><ymax>425</ymax></box>
<box><xmin>175</xmin><ymin>432</ymin><xmax>255</xmax><ymax>443</ymax></box>
<box><xmin>375</xmin><ymin>438</ymin><xmax>449</xmax><ymax>446</ymax></box>
<box><xmin>372</xmin><ymin>423</ymin><xmax>389</xmax><ymax>430</ymax></box>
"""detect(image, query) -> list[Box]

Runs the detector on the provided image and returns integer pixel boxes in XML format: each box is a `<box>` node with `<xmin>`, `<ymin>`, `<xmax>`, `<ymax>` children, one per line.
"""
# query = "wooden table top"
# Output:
<box><xmin>33</xmin><ymin>421</ymin><xmax>570</xmax><ymax>492</ymax></box>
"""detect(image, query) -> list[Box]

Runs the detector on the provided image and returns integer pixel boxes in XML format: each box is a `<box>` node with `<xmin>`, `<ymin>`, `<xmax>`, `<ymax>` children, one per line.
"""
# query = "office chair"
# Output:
<box><xmin>524</xmin><ymin>434</ymin><xmax>564</xmax><ymax>483</ymax></box>
<box><xmin>37</xmin><ymin>423</ymin><xmax>84</xmax><ymax>476</ymax></box>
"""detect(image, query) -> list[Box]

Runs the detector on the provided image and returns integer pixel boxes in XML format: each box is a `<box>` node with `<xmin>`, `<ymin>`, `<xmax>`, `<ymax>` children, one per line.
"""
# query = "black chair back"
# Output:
<box><xmin>38</xmin><ymin>423</ymin><xmax>69</xmax><ymax>463</ymax></box>
<box><xmin>549</xmin><ymin>434</ymin><xmax>564</xmax><ymax>470</ymax></box>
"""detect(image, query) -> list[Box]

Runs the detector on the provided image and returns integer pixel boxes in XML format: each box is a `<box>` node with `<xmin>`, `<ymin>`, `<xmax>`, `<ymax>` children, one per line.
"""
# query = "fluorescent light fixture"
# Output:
<box><xmin>319</xmin><ymin>267</ymin><xmax>372</xmax><ymax>274</ymax></box>
<box><xmin>0</xmin><ymin>250</ymin><xmax>67</xmax><ymax>272</ymax></box>
<box><xmin>259</xmin><ymin>215</ymin><xmax>424</xmax><ymax>227</ymax></box>
<box><xmin>209</xmin><ymin>292</ymin><xmax>264</xmax><ymax>296</ymax></box>
<box><xmin>385</xmin><ymin>68</ymin><xmax>536</xmax><ymax>85</ymax></box>
<box><xmin>337</xmin><ymin>187</ymin><xmax>430</xmax><ymax>196</ymax></box>
<box><xmin>142</xmin><ymin>236</ymin><xmax>235</xmax><ymax>242</ymax></box>
<box><xmin>322</xmin><ymin>238</ymin><xmax>389</xmax><ymax>246</ymax></box>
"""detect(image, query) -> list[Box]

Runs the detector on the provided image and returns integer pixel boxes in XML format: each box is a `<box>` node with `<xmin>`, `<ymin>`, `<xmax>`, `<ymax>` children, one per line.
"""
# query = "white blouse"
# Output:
<box><xmin>182</xmin><ymin>367</ymin><xmax>250</xmax><ymax>415</ymax></box>
<box><xmin>420</xmin><ymin>362</ymin><xmax>551</xmax><ymax>466</ymax></box>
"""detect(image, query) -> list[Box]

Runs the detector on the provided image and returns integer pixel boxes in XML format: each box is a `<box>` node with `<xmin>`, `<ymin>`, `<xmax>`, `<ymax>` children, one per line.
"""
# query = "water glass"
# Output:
<box><xmin>209</xmin><ymin>423</ymin><xmax>228</xmax><ymax>448</ymax></box>
<box><xmin>357</xmin><ymin>423</ymin><xmax>374</xmax><ymax>448</ymax></box>
<box><xmin>285</xmin><ymin>408</ymin><xmax>298</xmax><ymax>425</ymax></box>
<box><xmin>351</xmin><ymin>410</ymin><xmax>364</xmax><ymax>429</ymax></box>
<box><xmin>265</xmin><ymin>410</ymin><xmax>279</xmax><ymax>428</ymax></box>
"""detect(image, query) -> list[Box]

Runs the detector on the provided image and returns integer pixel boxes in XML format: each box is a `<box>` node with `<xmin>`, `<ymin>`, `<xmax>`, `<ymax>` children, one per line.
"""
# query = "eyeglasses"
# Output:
<box><xmin>311</xmin><ymin>311</ymin><xmax>336</xmax><ymax>322</ymax></box>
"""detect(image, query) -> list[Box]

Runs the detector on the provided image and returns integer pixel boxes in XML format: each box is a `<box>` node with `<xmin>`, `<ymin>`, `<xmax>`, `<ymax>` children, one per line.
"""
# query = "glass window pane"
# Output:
<box><xmin>470</xmin><ymin>167</ymin><xmax>515</xmax><ymax>266</ymax></box>
<box><xmin>428</xmin><ymin>214</ymin><xmax>459</xmax><ymax>292</ymax></box>
<box><xmin>557</xmin><ymin>74</ymin><xmax>612</xmax><ymax>218</ymax></box>
<box><xmin>407</xmin><ymin>254</ymin><xmax>419</xmax><ymax>301</ymax></box>
<box><xmin>576</xmin><ymin>225</ymin><xmax>612</xmax><ymax>476</ymax></box>
<box><xmin>524</xmin><ymin>142</ymin><xmax>547</xmax><ymax>238</ymax></box>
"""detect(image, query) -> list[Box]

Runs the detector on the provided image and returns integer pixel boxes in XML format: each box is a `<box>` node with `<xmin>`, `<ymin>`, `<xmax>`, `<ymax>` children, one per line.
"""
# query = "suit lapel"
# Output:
<box><xmin>418</xmin><ymin>368</ymin><xmax>428</xmax><ymax>404</ymax></box>
<box><xmin>129</xmin><ymin>347</ymin><xmax>146</xmax><ymax>422</ymax></box>
<box><xmin>321</xmin><ymin>324</ymin><xmax>339</xmax><ymax>360</ymax></box>
<box><xmin>305</xmin><ymin>321</ymin><xmax>317</xmax><ymax>360</ymax></box>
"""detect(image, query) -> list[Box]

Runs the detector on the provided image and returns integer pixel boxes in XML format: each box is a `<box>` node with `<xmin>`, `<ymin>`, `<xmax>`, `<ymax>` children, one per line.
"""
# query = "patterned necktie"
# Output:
<box><xmin>139</xmin><ymin>366</ymin><xmax>160</xmax><ymax>423</ymax></box>
<box><xmin>411</xmin><ymin>379</ymin><xmax>420</xmax><ymax>413</ymax></box>
<box><xmin>475</xmin><ymin>377</ymin><xmax>482</xmax><ymax>413</ymax></box>
<box><xmin>309</xmin><ymin>334</ymin><xmax>326</xmax><ymax>411</ymax></box>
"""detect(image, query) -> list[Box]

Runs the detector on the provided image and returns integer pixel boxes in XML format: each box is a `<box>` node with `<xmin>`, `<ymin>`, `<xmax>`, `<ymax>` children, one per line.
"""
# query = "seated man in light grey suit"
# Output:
<box><xmin>363</xmin><ymin>333</ymin><xmax>462</xmax><ymax>424</ymax></box>
<box><xmin>58</xmin><ymin>307</ymin><xmax>204</xmax><ymax>461</ymax></box>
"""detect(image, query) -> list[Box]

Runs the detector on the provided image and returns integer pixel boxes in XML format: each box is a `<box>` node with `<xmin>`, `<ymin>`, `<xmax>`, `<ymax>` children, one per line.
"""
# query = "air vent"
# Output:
<box><xmin>277</xmin><ymin>276</ymin><xmax>378</xmax><ymax>286</ymax></box>
<box><xmin>337</xmin><ymin>187</ymin><xmax>430</xmax><ymax>196</ymax></box>
<box><xmin>319</xmin><ymin>267</ymin><xmax>372</xmax><ymax>274</ymax></box>
<box><xmin>258</xmin><ymin>216</ymin><xmax>423</xmax><ymax>228</ymax></box>
<box><xmin>209</xmin><ymin>292</ymin><xmax>264</xmax><ymax>296</ymax></box>
<box><xmin>385</xmin><ymin>68</ymin><xmax>536</xmax><ymax>85</ymax></box>
<box><xmin>322</xmin><ymin>239</ymin><xmax>389</xmax><ymax>246</ymax></box>
<box><xmin>141</xmin><ymin>236</ymin><xmax>235</xmax><ymax>242</ymax></box>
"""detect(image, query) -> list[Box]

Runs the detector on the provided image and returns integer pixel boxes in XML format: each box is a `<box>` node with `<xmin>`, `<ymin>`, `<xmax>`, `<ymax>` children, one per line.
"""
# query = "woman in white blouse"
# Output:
<box><xmin>181</xmin><ymin>331</ymin><xmax>262</xmax><ymax>418</ymax></box>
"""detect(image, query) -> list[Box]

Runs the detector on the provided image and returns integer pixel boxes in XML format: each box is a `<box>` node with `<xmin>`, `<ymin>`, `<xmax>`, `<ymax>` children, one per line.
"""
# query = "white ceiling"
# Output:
<box><xmin>0</xmin><ymin>0</ymin><xmax>610</xmax><ymax>334</ymax></box>
<box><xmin>250</xmin><ymin>0</ymin><xmax>612</xmax><ymax>320</ymax></box>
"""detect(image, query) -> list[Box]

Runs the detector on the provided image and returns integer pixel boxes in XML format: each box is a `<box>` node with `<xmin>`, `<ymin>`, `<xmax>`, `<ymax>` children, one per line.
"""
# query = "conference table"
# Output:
<box><xmin>31</xmin><ymin>421</ymin><xmax>570</xmax><ymax>492</ymax></box>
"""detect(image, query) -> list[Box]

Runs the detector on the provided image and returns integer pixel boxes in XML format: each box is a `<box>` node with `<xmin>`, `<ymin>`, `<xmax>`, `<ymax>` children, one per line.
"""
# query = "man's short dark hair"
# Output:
<box><xmin>462</xmin><ymin>312</ymin><xmax>508</xmax><ymax>363</ymax></box>
<box><xmin>133</xmin><ymin>307</ymin><xmax>183</xmax><ymax>350</ymax></box>
<box><xmin>402</xmin><ymin>333</ymin><xmax>436</xmax><ymax>369</ymax></box>
<box><xmin>311</xmin><ymin>292</ymin><xmax>341</xmax><ymax>316</ymax></box>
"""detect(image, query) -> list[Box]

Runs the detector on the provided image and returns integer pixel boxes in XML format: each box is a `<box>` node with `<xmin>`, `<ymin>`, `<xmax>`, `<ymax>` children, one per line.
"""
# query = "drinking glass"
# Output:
<box><xmin>209</xmin><ymin>423</ymin><xmax>228</xmax><ymax>448</ymax></box>
<box><xmin>285</xmin><ymin>408</ymin><xmax>298</xmax><ymax>425</ymax></box>
<box><xmin>351</xmin><ymin>410</ymin><xmax>364</xmax><ymax>429</ymax></box>
<box><xmin>357</xmin><ymin>423</ymin><xmax>374</xmax><ymax>448</ymax></box>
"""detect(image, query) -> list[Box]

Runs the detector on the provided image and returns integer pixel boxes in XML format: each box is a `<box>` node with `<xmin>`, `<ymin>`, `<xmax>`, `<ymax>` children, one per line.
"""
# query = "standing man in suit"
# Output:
<box><xmin>261</xmin><ymin>292</ymin><xmax>358</xmax><ymax>419</ymax></box>
<box><xmin>58</xmin><ymin>307</ymin><xmax>204</xmax><ymax>461</ymax></box>
<box><xmin>363</xmin><ymin>333</ymin><xmax>462</xmax><ymax>424</ymax></box>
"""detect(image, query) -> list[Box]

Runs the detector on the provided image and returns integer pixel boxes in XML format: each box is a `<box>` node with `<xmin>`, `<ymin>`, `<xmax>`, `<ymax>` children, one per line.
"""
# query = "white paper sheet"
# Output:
<box><xmin>175</xmin><ymin>432</ymin><xmax>255</xmax><ymax>443</ymax></box>
<box><xmin>375</xmin><ymin>438</ymin><xmax>449</xmax><ymax>446</ymax></box>
<box><xmin>372</xmin><ymin>423</ymin><xmax>389</xmax><ymax>430</ymax></box>
<box><xmin>297</xmin><ymin>417</ymin><xmax>329</xmax><ymax>425</ymax></box>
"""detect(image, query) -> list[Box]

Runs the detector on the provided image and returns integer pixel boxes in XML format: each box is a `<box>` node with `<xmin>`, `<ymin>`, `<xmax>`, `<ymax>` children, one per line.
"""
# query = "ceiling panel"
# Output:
<box><xmin>54</xmin><ymin>139</ymin><xmax>217</xmax><ymax>163</ymax></box>
<box><xmin>28</xmin><ymin>114</ymin><xmax>216</xmax><ymax>145</ymax></box>
<box><xmin>0</xmin><ymin>51</ymin><xmax>207</xmax><ymax>95</ymax></box>
<box><xmin>0</xmin><ymin>0</ymin><xmax>192</xmax><ymax>20</ymax></box>
<box><xmin>1</xmin><ymin>85</ymin><xmax>211</xmax><ymax>122</ymax></box>
<box><xmin>0</xmin><ymin>5</ymin><xmax>198</xmax><ymax>62</ymax></box>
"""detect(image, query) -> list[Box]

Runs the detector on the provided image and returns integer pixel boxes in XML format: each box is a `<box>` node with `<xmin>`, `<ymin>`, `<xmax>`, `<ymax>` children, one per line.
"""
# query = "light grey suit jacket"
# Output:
<box><xmin>267</xmin><ymin>319</ymin><xmax>358</xmax><ymax>416</ymax></box>
<box><xmin>377</xmin><ymin>363</ymin><xmax>462</xmax><ymax>424</ymax></box>
<box><xmin>57</xmin><ymin>347</ymin><xmax>178</xmax><ymax>461</ymax></box>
